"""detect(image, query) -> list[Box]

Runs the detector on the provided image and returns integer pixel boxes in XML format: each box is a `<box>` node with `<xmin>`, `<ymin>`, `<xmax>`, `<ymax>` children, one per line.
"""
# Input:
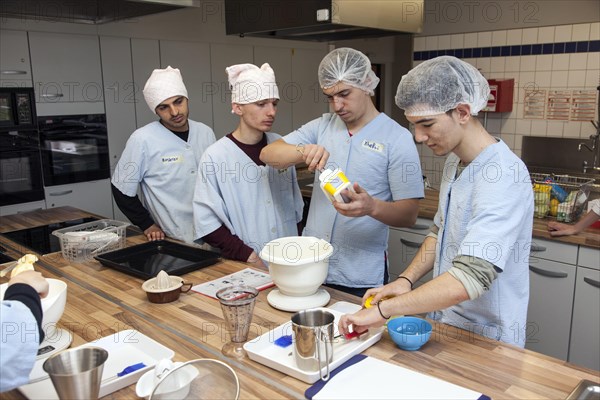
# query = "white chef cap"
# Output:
<box><xmin>318</xmin><ymin>48</ymin><xmax>380</xmax><ymax>96</ymax></box>
<box><xmin>143</xmin><ymin>66</ymin><xmax>188</xmax><ymax>112</ymax></box>
<box><xmin>226</xmin><ymin>63</ymin><xmax>279</xmax><ymax>104</ymax></box>
<box><xmin>395</xmin><ymin>56</ymin><xmax>490</xmax><ymax>117</ymax></box>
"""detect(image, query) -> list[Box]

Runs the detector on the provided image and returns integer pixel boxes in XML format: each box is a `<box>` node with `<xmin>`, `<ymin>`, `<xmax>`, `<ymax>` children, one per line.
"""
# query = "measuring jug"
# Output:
<box><xmin>291</xmin><ymin>309</ymin><xmax>334</xmax><ymax>381</ymax></box>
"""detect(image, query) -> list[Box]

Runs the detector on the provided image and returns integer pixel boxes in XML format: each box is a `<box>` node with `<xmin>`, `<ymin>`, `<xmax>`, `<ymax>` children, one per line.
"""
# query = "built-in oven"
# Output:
<box><xmin>0</xmin><ymin>130</ymin><xmax>45</xmax><ymax>206</ymax></box>
<box><xmin>0</xmin><ymin>88</ymin><xmax>44</xmax><ymax>207</ymax></box>
<box><xmin>38</xmin><ymin>114</ymin><xmax>110</xmax><ymax>186</ymax></box>
<box><xmin>0</xmin><ymin>87</ymin><xmax>37</xmax><ymax>131</ymax></box>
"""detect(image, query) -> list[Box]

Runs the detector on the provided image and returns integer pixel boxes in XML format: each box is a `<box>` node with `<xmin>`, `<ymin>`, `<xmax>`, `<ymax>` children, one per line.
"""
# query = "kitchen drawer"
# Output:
<box><xmin>0</xmin><ymin>200</ymin><xmax>46</xmax><ymax>217</ymax></box>
<box><xmin>529</xmin><ymin>237</ymin><xmax>578</xmax><ymax>265</ymax></box>
<box><xmin>388</xmin><ymin>229</ymin><xmax>426</xmax><ymax>279</ymax></box>
<box><xmin>578</xmin><ymin>246</ymin><xmax>599</xmax><ymax>271</ymax></box>
<box><xmin>45</xmin><ymin>179</ymin><xmax>113</xmax><ymax>219</ymax></box>
<box><xmin>397</xmin><ymin>217</ymin><xmax>433</xmax><ymax>235</ymax></box>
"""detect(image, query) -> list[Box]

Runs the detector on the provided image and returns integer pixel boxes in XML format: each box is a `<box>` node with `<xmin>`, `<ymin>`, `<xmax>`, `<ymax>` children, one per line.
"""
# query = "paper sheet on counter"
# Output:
<box><xmin>191</xmin><ymin>267</ymin><xmax>274</xmax><ymax>299</ymax></box>
<box><xmin>305</xmin><ymin>354</ymin><xmax>489</xmax><ymax>400</ymax></box>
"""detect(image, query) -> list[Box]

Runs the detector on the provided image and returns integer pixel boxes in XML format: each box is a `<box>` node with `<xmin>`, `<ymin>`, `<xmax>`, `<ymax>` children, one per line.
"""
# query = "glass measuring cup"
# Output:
<box><xmin>216</xmin><ymin>285</ymin><xmax>259</xmax><ymax>359</ymax></box>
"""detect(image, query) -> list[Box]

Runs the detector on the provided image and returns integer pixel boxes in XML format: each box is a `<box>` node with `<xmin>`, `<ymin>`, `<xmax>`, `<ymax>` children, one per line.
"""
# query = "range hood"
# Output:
<box><xmin>224</xmin><ymin>0</ymin><xmax>423</xmax><ymax>42</ymax></box>
<box><xmin>0</xmin><ymin>0</ymin><xmax>196</xmax><ymax>24</ymax></box>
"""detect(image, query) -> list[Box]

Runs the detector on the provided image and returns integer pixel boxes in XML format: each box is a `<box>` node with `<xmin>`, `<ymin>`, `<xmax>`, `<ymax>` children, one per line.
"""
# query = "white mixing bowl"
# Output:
<box><xmin>0</xmin><ymin>278</ymin><xmax>67</xmax><ymax>337</ymax></box>
<box><xmin>260</xmin><ymin>236</ymin><xmax>334</xmax><ymax>297</ymax></box>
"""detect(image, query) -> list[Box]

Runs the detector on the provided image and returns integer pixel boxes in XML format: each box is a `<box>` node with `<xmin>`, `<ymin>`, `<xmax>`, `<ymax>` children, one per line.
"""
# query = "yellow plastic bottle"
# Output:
<box><xmin>319</xmin><ymin>168</ymin><xmax>353</xmax><ymax>203</ymax></box>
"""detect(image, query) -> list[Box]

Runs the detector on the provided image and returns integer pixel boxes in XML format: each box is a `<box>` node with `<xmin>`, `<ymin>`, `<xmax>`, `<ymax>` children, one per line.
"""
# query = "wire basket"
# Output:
<box><xmin>531</xmin><ymin>173</ymin><xmax>595</xmax><ymax>222</ymax></box>
<box><xmin>52</xmin><ymin>219</ymin><xmax>129</xmax><ymax>263</ymax></box>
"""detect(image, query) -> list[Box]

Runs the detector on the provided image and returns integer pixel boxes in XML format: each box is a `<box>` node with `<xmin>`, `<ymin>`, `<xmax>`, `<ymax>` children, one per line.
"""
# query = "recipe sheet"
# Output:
<box><xmin>191</xmin><ymin>267</ymin><xmax>274</xmax><ymax>299</ymax></box>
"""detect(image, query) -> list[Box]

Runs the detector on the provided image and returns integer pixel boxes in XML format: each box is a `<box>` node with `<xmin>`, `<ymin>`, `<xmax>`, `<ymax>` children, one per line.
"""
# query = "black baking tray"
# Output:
<box><xmin>94</xmin><ymin>240</ymin><xmax>220</xmax><ymax>279</ymax></box>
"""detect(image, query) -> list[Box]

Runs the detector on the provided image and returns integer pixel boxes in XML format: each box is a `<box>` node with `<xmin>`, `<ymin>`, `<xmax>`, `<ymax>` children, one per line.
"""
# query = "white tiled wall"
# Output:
<box><xmin>413</xmin><ymin>23</ymin><xmax>600</xmax><ymax>186</ymax></box>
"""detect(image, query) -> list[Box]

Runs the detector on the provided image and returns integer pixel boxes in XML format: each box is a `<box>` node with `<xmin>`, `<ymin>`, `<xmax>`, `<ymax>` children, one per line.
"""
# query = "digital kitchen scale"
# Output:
<box><xmin>267</xmin><ymin>288</ymin><xmax>330</xmax><ymax>312</ymax></box>
<box><xmin>37</xmin><ymin>328</ymin><xmax>72</xmax><ymax>360</ymax></box>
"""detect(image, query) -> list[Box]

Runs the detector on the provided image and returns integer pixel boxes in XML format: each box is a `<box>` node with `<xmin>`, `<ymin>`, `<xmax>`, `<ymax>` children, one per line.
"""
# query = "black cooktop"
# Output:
<box><xmin>2</xmin><ymin>217</ymin><xmax>141</xmax><ymax>255</ymax></box>
<box><xmin>0</xmin><ymin>245</ymin><xmax>15</xmax><ymax>264</ymax></box>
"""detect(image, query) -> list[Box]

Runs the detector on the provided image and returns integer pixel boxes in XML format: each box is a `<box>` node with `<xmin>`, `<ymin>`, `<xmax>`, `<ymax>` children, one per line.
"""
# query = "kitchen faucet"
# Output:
<box><xmin>578</xmin><ymin>86</ymin><xmax>600</xmax><ymax>173</ymax></box>
<box><xmin>578</xmin><ymin>129</ymin><xmax>600</xmax><ymax>173</ymax></box>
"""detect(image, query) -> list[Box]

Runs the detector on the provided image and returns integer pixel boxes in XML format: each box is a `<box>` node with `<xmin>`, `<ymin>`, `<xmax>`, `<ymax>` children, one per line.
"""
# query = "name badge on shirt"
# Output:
<box><xmin>362</xmin><ymin>140</ymin><xmax>384</xmax><ymax>153</ymax></box>
<box><xmin>161</xmin><ymin>155</ymin><xmax>182</xmax><ymax>164</ymax></box>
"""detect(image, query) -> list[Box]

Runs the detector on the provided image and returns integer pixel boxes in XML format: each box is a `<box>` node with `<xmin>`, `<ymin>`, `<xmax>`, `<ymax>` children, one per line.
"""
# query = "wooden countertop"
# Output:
<box><xmin>298</xmin><ymin>171</ymin><xmax>600</xmax><ymax>249</ymax></box>
<box><xmin>1</xmin><ymin>207</ymin><xmax>599</xmax><ymax>399</ymax></box>
<box><xmin>418</xmin><ymin>190</ymin><xmax>600</xmax><ymax>249</ymax></box>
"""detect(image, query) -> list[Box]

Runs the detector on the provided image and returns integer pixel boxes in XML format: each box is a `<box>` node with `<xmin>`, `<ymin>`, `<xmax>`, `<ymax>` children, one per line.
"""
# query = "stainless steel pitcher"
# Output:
<box><xmin>291</xmin><ymin>309</ymin><xmax>334</xmax><ymax>381</ymax></box>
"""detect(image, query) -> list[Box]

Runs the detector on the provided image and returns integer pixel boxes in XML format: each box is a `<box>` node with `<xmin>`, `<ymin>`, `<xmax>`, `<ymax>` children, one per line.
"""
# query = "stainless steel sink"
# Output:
<box><xmin>566</xmin><ymin>379</ymin><xmax>600</xmax><ymax>400</ymax></box>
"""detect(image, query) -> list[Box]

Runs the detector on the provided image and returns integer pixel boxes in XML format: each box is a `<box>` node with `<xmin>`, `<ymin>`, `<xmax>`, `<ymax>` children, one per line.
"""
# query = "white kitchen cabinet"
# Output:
<box><xmin>100</xmin><ymin>36</ymin><xmax>137</xmax><ymax>169</ymax></box>
<box><xmin>290</xmin><ymin>48</ymin><xmax>329</xmax><ymax>129</ymax></box>
<box><xmin>209</xmin><ymin>43</ymin><xmax>253</xmax><ymax>138</ymax></box>
<box><xmin>529</xmin><ymin>237</ymin><xmax>579</xmax><ymax>265</ymax></box>
<box><xmin>45</xmin><ymin>179</ymin><xmax>113</xmax><ymax>219</ymax></box>
<box><xmin>160</xmin><ymin>40</ymin><xmax>213</xmax><ymax>129</ymax></box>
<box><xmin>0</xmin><ymin>30</ymin><xmax>32</xmax><ymax>87</ymax></box>
<box><xmin>99</xmin><ymin>36</ymin><xmax>138</xmax><ymax>225</ymax></box>
<box><xmin>131</xmin><ymin>39</ymin><xmax>160</xmax><ymax>128</ymax></box>
<box><xmin>0</xmin><ymin>200</ymin><xmax>45</xmax><ymax>217</ymax></box>
<box><xmin>526</xmin><ymin>256</ymin><xmax>577</xmax><ymax>360</ymax></box>
<box><xmin>577</xmin><ymin>245</ymin><xmax>600</xmax><ymax>271</ymax></box>
<box><xmin>388</xmin><ymin>218</ymin><xmax>433</xmax><ymax>286</ymax></box>
<box><xmin>568</xmin><ymin>264</ymin><xmax>600</xmax><ymax>371</ymax></box>
<box><xmin>28</xmin><ymin>32</ymin><xmax>104</xmax><ymax>115</ymax></box>
<box><xmin>254</xmin><ymin>46</ymin><xmax>293</xmax><ymax>135</ymax></box>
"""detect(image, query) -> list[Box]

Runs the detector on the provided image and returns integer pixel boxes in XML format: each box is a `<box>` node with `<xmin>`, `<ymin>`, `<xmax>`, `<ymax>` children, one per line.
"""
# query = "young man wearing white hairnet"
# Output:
<box><xmin>261</xmin><ymin>48</ymin><xmax>424</xmax><ymax>297</ymax></box>
<box><xmin>193</xmin><ymin>64</ymin><xmax>304</xmax><ymax>269</ymax></box>
<box><xmin>339</xmin><ymin>56</ymin><xmax>534</xmax><ymax>347</ymax></box>
<box><xmin>112</xmin><ymin>67</ymin><xmax>216</xmax><ymax>243</ymax></box>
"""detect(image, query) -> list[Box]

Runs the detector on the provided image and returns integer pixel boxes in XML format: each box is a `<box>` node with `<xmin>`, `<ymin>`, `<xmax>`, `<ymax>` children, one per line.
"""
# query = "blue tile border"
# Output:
<box><xmin>414</xmin><ymin>40</ymin><xmax>600</xmax><ymax>61</ymax></box>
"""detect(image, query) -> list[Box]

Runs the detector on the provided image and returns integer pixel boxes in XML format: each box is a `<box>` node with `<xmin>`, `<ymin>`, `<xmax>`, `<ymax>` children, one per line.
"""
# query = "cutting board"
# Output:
<box><xmin>305</xmin><ymin>354</ymin><xmax>489</xmax><ymax>400</ymax></box>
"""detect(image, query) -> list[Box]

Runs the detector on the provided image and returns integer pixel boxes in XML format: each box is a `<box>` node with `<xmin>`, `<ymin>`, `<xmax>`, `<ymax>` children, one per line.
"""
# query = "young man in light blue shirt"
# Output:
<box><xmin>340</xmin><ymin>56</ymin><xmax>534</xmax><ymax>347</ymax></box>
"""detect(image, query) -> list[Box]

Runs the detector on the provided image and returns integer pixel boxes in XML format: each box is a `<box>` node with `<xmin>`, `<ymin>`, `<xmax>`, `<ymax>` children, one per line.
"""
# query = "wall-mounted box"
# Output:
<box><xmin>483</xmin><ymin>78</ymin><xmax>514</xmax><ymax>112</ymax></box>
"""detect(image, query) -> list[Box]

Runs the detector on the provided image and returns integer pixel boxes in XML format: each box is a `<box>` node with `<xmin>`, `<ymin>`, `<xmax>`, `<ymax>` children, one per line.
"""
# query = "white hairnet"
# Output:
<box><xmin>395</xmin><ymin>56</ymin><xmax>490</xmax><ymax>117</ymax></box>
<box><xmin>143</xmin><ymin>66</ymin><xmax>188</xmax><ymax>112</ymax></box>
<box><xmin>226</xmin><ymin>63</ymin><xmax>279</xmax><ymax>104</ymax></box>
<box><xmin>318</xmin><ymin>48</ymin><xmax>380</xmax><ymax>96</ymax></box>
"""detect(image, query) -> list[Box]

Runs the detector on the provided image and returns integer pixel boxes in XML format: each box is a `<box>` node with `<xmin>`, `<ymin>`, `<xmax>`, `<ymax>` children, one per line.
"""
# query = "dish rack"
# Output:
<box><xmin>52</xmin><ymin>219</ymin><xmax>129</xmax><ymax>263</ymax></box>
<box><xmin>531</xmin><ymin>173</ymin><xmax>595</xmax><ymax>222</ymax></box>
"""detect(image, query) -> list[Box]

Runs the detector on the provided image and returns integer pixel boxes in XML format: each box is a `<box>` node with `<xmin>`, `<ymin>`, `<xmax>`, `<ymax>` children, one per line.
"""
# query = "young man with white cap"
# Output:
<box><xmin>260</xmin><ymin>48</ymin><xmax>424</xmax><ymax>296</ymax></box>
<box><xmin>193</xmin><ymin>63</ymin><xmax>303</xmax><ymax>268</ymax></box>
<box><xmin>339</xmin><ymin>56</ymin><xmax>534</xmax><ymax>347</ymax></box>
<box><xmin>112</xmin><ymin>66</ymin><xmax>216</xmax><ymax>243</ymax></box>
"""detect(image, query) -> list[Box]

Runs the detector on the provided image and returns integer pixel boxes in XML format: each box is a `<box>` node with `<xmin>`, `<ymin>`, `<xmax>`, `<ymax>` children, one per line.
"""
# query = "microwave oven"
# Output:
<box><xmin>0</xmin><ymin>88</ymin><xmax>37</xmax><ymax>132</ymax></box>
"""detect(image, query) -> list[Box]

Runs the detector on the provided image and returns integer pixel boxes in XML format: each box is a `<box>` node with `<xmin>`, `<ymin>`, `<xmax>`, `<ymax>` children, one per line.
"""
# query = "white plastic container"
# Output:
<box><xmin>319</xmin><ymin>168</ymin><xmax>353</xmax><ymax>203</ymax></box>
<box><xmin>259</xmin><ymin>236</ymin><xmax>334</xmax><ymax>297</ymax></box>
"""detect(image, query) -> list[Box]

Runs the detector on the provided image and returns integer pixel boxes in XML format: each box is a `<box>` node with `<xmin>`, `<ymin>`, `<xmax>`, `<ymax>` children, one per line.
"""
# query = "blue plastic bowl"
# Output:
<box><xmin>387</xmin><ymin>316</ymin><xmax>432</xmax><ymax>351</ymax></box>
